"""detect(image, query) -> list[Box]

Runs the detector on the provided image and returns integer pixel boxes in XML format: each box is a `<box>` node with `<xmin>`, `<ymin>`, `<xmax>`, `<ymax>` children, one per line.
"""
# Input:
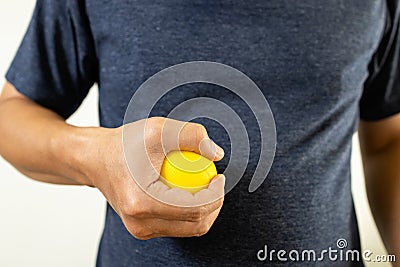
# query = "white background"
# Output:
<box><xmin>0</xmin><ymin>1</ymin><xmax>392</xmax><ymax>266</ymax></box>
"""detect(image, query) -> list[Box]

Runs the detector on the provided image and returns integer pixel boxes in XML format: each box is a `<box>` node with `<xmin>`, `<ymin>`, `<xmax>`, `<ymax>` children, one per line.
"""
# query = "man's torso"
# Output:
<box><xmin>88</xmin><ymin>1</ymin><xmax>386</xmax><ymax>266</ymax></box>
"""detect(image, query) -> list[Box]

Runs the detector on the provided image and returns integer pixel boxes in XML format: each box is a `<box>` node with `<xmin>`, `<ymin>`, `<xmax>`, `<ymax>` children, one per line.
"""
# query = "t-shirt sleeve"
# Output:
<box><xmin>360</xmin><ymin>0</ymin><xmax>400</xmax><ymax>121</ymax></box>
<box><xmin>5</xmin><ymin>0</ymin><xmax>98</xmax><ymax>119</ymax></box>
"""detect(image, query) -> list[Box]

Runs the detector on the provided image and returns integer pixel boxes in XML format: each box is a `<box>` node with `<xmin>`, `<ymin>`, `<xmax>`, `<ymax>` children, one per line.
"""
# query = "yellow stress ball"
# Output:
<box><xmin>160</xmin><ymin>151</ymin><xmax>217</xmax><ymax>193</ymax></box>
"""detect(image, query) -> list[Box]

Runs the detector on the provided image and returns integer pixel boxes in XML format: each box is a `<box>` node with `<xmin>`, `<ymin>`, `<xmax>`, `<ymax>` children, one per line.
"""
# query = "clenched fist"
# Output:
<box><xmin>83</xmin><ymin>117</ymin><xmax>225</xmax><ymax>240</ymax></box>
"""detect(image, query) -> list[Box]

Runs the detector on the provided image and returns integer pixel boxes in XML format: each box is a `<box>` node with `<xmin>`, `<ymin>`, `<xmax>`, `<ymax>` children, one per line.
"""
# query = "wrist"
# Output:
<box><xmin>50</xmin><ymin>124</ymin><xmax>112</xmax><ymax>187</ymax></box>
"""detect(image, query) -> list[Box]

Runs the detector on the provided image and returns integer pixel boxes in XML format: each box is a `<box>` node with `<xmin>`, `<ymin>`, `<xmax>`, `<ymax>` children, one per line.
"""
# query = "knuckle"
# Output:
<box><xmin>128</xmin><ymin>225</ymin><xmax>151</xmax><ymax>239</ymax></box>
<box><xmin>121</xmin><ymin>199</ymin><xmax>146</xmax><ymax>218</ymax></box>
<box><xmin>145</xmin><ymin>120</ymin><xmax>163</xmax><ymax>138</ymax></box>
<box><xmin>196</xmin><ymin>223</ymin><xmax>211</xmax><ymax>236</ymax></box>
<box><xmin>189</xmin><ymin>208</ymin><xmax>203</xmax><ymax>221</ymax></box>
<box><xmin>193</xmin><ymin>123</ymin><xmax>208</xmax><ymax>147</ymax></box>
<box><xmin>196</xmin><ymin>123</ymin><xmax>207</xmax><ymax>132</ymax></box>
<box><xmin>120</xmin><ymin>200</ymin><xmax>135</xmax><ymax>216</ymax></box>
<box><xmin>131</xmin><ymin>207</ymin><xmax>146</xmax><ymax>218</ymax></box>
<box><xmin>196</xmin><ymin>124</ymin><xmax>208</xmax><ymax>137</ymax></box>
<box><xmin>210</xmin><ymin>198</ymin><xmax>224</xmax><ymax>210</ymax></box>
<box><xmin>147</xmin><ymin>116</ymin><xmax>165</xmax><ymax>124</ymax></box>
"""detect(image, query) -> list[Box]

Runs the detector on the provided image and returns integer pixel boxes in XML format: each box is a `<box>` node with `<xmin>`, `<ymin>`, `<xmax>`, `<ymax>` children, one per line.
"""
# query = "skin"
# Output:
<box><xmin>0</xmin><ymin>81</ymin><xmax>225</xmax><ymax>240</ymax></box>
<box><xmin>0</xmin><ymin>81</ymin><xmax>398</xmax><ymax>262</ymax></box>
<box><xmin>359</xmin><ymin>115</ymin><xmax>400</xmax><ymax>265</ymax></box>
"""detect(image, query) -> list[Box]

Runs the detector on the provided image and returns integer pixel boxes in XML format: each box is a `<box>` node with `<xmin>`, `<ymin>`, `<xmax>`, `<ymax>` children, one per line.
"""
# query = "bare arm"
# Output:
<box><xmin>0</xmin><ymin>81</ymin><xmax>225</xmax><ymax>240</ymax></box>
<box><xmin>0</xmin><ymin>81</ymin><xmax>96</xmax><ymax>185</ymax></box>
<box><xmin>358</xmin><ymin>114</ymin><xmax>400</xmax><ymax>261</ymax></box>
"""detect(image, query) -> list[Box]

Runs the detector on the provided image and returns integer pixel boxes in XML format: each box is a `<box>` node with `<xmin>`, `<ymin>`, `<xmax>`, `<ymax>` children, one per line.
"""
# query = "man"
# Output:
<box><xmin>0</xmin><ymin>1</ymin><xmax>399</xmax><ymax>266</ymax></box>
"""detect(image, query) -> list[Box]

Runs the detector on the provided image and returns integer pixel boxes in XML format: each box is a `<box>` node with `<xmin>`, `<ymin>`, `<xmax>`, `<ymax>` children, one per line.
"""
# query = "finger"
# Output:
<box><xmin>161</xmin><ymin>119</ymin><xmax>224</xmax><ymax>161</ymax></box>
<box><xmin>161</xmin><ymin>186</ymin><xmax>224</xmax><ymax>208</ymax></box>
<box><xmin>194</xmin><ymin>174</ymin><xmax>225</xmax><ymax>203</ymax></box>
<box><xmin>144</xmin><ymin>180</ymin><xmax>223</xmax><ymax>221</ymax></box>
<box><xmin>132</xmin><ymin>206</ymin><xmax>222</xmax><ymax>238</ymax></box>
<box><xmin>199</xmin><ymin>138</ymin><xmax>225</xmax><ymax>161</ymax></box>
<box><xmin>180</xmin><ymin>122</ymin><xmax>224</xmax><ymax>161</ymax></box>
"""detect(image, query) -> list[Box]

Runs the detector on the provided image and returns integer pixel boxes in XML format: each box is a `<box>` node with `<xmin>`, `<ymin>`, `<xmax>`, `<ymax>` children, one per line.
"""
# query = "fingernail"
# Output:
<box><xmin>215</xmin><ymin>145</ymin><xmax>224</xmax><ymax>158</ymax></box>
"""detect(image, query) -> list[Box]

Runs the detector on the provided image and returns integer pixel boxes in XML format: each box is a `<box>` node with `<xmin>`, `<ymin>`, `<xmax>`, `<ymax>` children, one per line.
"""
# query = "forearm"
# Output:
<box><xmin>361</xmin><ymin>137</ymin><xmax>400</xmax><ymax>258</ymax></box>
<box><xmin>0</xmin><ymin>85</ymin><xmax>98</xmax><ymax>186</ymax></box>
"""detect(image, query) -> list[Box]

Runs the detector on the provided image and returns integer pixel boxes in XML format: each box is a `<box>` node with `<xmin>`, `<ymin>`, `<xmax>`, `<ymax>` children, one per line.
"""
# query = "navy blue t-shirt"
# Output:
<box><xmin>6</xmin><ymin>1</ymin><xmax>400</xmax><ymax>266</ymax></box>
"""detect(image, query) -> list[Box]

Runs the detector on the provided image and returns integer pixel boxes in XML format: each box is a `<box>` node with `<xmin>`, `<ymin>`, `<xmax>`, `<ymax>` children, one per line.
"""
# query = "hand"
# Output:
<box><xmin>83</xmin><ymin>117</ymin><xmax>225</xmax><ymax>240</ymax></box>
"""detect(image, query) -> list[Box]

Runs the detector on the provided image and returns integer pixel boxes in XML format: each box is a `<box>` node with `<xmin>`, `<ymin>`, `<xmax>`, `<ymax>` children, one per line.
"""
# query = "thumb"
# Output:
<box><xmin>162</xmin><ymin>119</ymin><xmax>224</xmax><ymax>161</ymax></box>
<box><xmin>179</xmin><ymin>122</ymin><xmax>224</xmax><ymax>161</ymax></box>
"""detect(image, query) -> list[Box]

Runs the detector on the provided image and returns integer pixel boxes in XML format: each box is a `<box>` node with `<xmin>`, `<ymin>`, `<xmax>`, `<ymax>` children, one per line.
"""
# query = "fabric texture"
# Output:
<box><xmin>6</xmin><ymin>0</ymin><xmax>400</xmax><ymax>266</ymax></box>
<box><xmin>360</xmin><ymin>0</ymin><xmax>400</xmax><ymax>120</ymax></box>
<box><xmin>6</xmin><ymin>0</ymin><xmax>97</xmax><ymax>119</ymax></box>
